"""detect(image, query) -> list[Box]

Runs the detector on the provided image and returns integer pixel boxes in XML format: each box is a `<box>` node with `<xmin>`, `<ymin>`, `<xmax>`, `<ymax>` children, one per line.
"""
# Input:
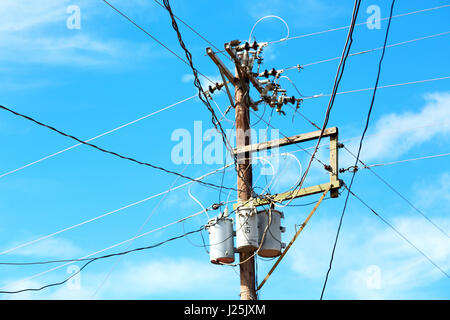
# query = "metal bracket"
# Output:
<box><xmin>233</xmin><ymin>127</ymin><xmax>341</xmax><ymax>210</ymax></box>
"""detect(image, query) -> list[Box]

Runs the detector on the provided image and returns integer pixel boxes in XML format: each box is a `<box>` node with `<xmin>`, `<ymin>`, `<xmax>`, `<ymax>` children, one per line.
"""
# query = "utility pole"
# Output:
<box><xmin>206</xmin><ymin>40</ymin><xmax>341</xmax><ymax>301</ymax></box>
<box><xmin>234</xmin><ymin>60</ymin><xmax>257</xmax><ymax>301</ymax></box>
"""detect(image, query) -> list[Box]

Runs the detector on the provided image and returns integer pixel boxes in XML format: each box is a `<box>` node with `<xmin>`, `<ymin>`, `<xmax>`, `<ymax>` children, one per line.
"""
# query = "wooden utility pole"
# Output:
<box><xmin>235</xmin><ymin>64</ymin><xmax>257</xmax><ymax>300</ymax></box>
<box><xmin>206</xmin><ymin>41</ymin><xmax>341</xmax><ymax>300</ymax></box>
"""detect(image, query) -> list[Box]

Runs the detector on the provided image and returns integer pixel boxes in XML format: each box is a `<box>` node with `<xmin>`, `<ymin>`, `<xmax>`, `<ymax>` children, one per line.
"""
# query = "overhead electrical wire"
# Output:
<box><xmin>268</xmin><ymin>4</ymin><xmax>450</xmax><ymax>44</ymax></box>
<box><xmin>281</xmin><ymin>101</ymin><xmax>450</xmax><ymax>239</ymax></box>
<box><xmin>0</xmin><ymin>163</ymin><xmax>233</xmax><ymax>257</ymax></box>
<box><xmin>100</xmin><ymin>0</ymin><xmax>211</xmax><ymax>84</ymax></box>
<box><xmin>320</xmin><ymin>0</ymin><xmax>396</xmax><ymax>300</ymax></box>
<box><xmin>0</xmin><ymin>95</ymin><xmax>196</xmax><ymax>180</ymax></box>
<box><xmin>0</xmin><ymin>193</ymin><xmax>262</xmax><ymax>293</ymax></box>
<box><xmin>0</xmin><ymin>208</ymin><xmax>212</xmax><ymax>292</ymax></box>
<box><xmin>0</xmin><ymin>104</ymin><xmax>236</xmax><ymax>192</ymax></box>
<box><xmin>365</xmin><ymin>152</ymin><xmax>450</xmax><ymax>169</ymax></box>
<box><xmin>302</xmin><ymin>76</ymin><xmax>450</xmax><ymax>100</ymax></box>
<box><xmin>342</xmin><ymin>147</ymin><xmax>449</xmax><ymax>238</ymax></box>
<box><xmin>90</xmin><ymin>161</ymin><xmax>195</xmax><ymax>299</ymax></box>
<box><xmin>0</xmin><ymin>227</ymin><xmax>203</xmax><ymax>294</ymax></box>
<box><xmin>152</xmin><ymin>0</ymin><xmax>229</xmax><ymax>61</ymax></box>
<box><xmin>289</xmin><ymin>0</ymin><xmax>362</xmax><ymax>203</ymax></box>
<box><xmin>161</xmin><ymin>0</ymin><xmax>256</xmax><ymax>199</ymax></box>
<box><xmin>344</xmin><ymin>185</ymin><xmax>449</xmax><ymax>279</ymax></box>
<box><xmin>162</xmin><ymin>0</ymin><xmax>232</xmax><ymax>154</ymax></box>
<box><xmin>2</xmin><ymin>0</ymin><xmax>446</xmax><ymax>298</ymax></box>
<box><xmin>292</xmin><ymin>30</ymin><xmax>450</xmax><ymax>69</ymax></box>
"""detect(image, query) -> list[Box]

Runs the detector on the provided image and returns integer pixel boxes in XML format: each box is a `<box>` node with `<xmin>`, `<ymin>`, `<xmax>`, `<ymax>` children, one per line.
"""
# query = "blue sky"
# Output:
<box><xmin>0</xmin><ymin>0</ymin><xmax>449</xmax><ymax>300</ymax></box>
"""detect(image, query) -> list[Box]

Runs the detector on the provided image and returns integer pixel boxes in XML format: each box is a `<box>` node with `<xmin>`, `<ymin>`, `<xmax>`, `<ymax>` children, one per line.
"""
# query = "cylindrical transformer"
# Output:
<box><xmin>235</xmin><ymin>206</ymin><xmax>259</xmax><ymax>252</ymax></box>
<box><xmin>257</xmin><ymin>209</ymin><xmax>284</xmax><ymax>257</ymax></box>
<box><xmin>205</xmin><ymin>217</ymin><xmax>235</xmax><ymax>264</ymax></box>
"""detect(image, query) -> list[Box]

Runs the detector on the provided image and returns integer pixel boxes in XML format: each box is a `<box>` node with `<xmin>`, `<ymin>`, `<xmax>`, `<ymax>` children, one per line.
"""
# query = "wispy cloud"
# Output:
<box><xmin>6</xmin><ymin>257</ymin><xmax>237</xmax><ymax>299</ymax></box>
<box><xmin>342</xmin><ymin>92</ymin><xmax>450</xmax><ymax>167</ymax></box>
<box><xmin>0</xmin><ymin>0</ymin><xmax>156</xmax><ymax>67</ymax></box>
<box><xmin>288</xmin><ymin>212</ymin><xmax>450</xmax><ymax>299</ymax></box>
<box><xmin>5</xmin><ymin>237</ymin><xmax>85</xmax><ymax>259</ymax></box>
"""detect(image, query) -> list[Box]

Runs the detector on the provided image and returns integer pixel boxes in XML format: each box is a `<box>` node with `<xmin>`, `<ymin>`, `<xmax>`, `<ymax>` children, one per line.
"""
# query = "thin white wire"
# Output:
<box><xmin>269</xmin><ymin>4</ymin><xmax>450</xmax><ymax>44</ymax></box>
<box><xmin>302</xmin><ymin>76</ymin><xmax>450</xmax><ymax>100</ymax></box>
<box><xmin>299</xmin><ymin>30</ymin><xmax>450</xmax><ymax>68</ymax></box>
<box><xmin>248</xmin><ymin>15</ymin><xmax>290</xmax><ymax>42</ymax></box>
<box><xmin>0</xmin><ymin>94</ymin><xmax>197</xmax><ymax>180</ymax></box>
<box><xmin>0</xmin><ymin>163</ymin><xmax>233</xmax><ymax>257</ymax></box>
<box><xmin>365</xmin><ymin>152</ymin><xmax>450</xmax><ymax>169</ymax></box>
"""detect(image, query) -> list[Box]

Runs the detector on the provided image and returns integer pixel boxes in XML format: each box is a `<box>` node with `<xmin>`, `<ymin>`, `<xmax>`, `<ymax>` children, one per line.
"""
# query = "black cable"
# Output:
<box><xmin>152</xmin><ymin>0</ymin><xmax>230</xmax><ymax>61</ymax></box>
<box><xmin>0</xmin><ymin>104</ymin><xmax>236</xmax><ymax>192</ymax></box>
<box><xmin>343</xmin><ymin>146</ymin><xmax>449</xmax><ymax>238</ymax></box>
<box><xmin>345</xmin><ymin>185</ymin><xmax>449</xmax><ymax>278</ymax></box>
<box><xmin>100</xmin><ymin>0</ymin><xmax>212</xmax><ymax>84</ymax></box>
<box><xmin>161</xmin><ymin>0</ymin><xmax>256</xmax><ymax>198</ymax></box>
<box><xmin>320</xmin><ymin>0</ymin><xmax>396</xmax><ymax>300</ymax></box>
<box><xmin>290</xmin><ymin>0</ymin><xmax>362</xmax><ymax>199</ymax></box>
<box><xmin>161</xmin><ymin>0</ymin><xmax>230</xmax><ymax>154</ymax></box>
<box><xmin>0</xmin><ymin>228</ymin><xmax>203</xmax><ymax>294</ymax></box>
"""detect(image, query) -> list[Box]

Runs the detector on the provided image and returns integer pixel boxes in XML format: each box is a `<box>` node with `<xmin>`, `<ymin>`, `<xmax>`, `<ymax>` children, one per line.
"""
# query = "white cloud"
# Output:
<box><xmin>414</xmin><ymin>172</ymin><xmax>450</xmax><ymax>209</ymax></box>
<box><xmin>343</xmin><ymin>92</ymin><xmax>450</xmax><ymax>166</ymax></box>
<box><xmin>6</xmin><ymin>257</ymin><xmax>237</xmax><ymax>299</ymax></box>
<box><xmin>288</xmin><ymin>213</ymin><xmax>450</xmax><ymax>299</ymax></box>
<box><xmin>5</xmin><ymin>237</ymin><xmax>84</xmax><ymax>259</ymax></box>
<box><xmin>0</xmin><ymin>0</ymin><xmax>156</xmax><ymax>67</ymax></box>
<box><xmin>0</xmin><ymin>0</ymin><xmax>67</xmax><ymax>32</ymax></box>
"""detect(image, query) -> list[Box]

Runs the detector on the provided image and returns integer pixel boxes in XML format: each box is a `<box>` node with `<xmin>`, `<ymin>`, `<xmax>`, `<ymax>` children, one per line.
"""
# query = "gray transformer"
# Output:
<box><xmin>235</xmin><ymin>206</ymin><xmax>259</xmax><ymax>253</ymax></box>
<box><xmin>205</xmin><ymin>216</ymin><xmax>235</xmax><ymax>264</ymax></box>
<box><xmin>257</xmin><ymin>209</ymin><xmax>285</xmax><ymax>257</ymax></box>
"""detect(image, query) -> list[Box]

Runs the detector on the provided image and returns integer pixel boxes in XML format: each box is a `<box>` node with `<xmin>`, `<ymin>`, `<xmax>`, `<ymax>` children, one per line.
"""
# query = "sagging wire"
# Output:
<box><xmin>0</xmin><ymin>227</ymin><xmax>204</xmax><ymax>294</ymax></box>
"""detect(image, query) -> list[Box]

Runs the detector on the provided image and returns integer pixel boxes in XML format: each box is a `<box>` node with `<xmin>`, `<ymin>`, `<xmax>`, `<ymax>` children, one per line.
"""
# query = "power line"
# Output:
<box><xmin>320</xmin><ymin>0</ymin><xmax>396</xmax><ymax>300</ymax></box>
<box><xmin>297</xmin><ymin>30</ymin><xmax>450</xmax><ymax>68</ymax></box>
<box><xmin>161</xmin><ymin>0</ymin><xmax>257</xmax><ymax>200</ymax></box>
<box><xmin>152</xmin><ymin>0</ymin><xmax>229</xmax><ymax>61</ymax></box>
<box><xmin>0</xmin><ymin>163</ymin><xmax>233</xmax><ymax>257</ymax></box>
<box><xmin>284</xmin><ymin>98</ymin><xmax>450</xmax><ymax>239</ymax></box>
<box><xmin>162</xmin><ymin>0</ymin><xmax>232</xmax><ymax>154</ymax></box>
<box><xmin>344</xmin><ymin>185</ymin><xmax>449</xmax><ymax>278</ymax></box>
<box><xmin>0</xmin><ymin>95</ymin><xmax>196</xmax><ymax>180</ymax></box>
<box><xmin>100</xmin><ymin>0</ymin><xmax>217</xmax><ymax>87</ymax></box>
<box><xmin>291</xmin><ymin>0</ymin><xmax>362</xmax><ymax>201</ymax></box>
<box><xmin>100</xmin><ymin>1</ymin><xmax>189</xmax><ymax>69</ymax></box>
<box><xmin>0</xmin><ymin>227</ymin><xmax>203</xmax><ymax>294</ymax></box>
<box><xmin>0</xmin><ymin>104</ymin><xmax>236</xmax><ymax>192</ymax></box>
<box><xmin>0</xmin><ymin>196</ymin><xmax>255</xmax><ymax>292</ymax></box>
<box><xmin>0</xmin><ymin>207</ymin><xmax>211</xmax><ymax>291</ymax></box>
<box><xmin>269</xmin><ymin>4</ymin><xmax>450</xmax><ymax>44</ymax></box>
<box><xmin>303</xmin><ymin>76</ymin><xmax>450</xmax><ymax>99</ymax></box>
<box><xmin>342</xmin><ymin>147</ymin><xmax>449</xmax><ymax>238</ymax></box>
<box><xmin>366</xmin><ymin>152</ymin><xmax>450</xmax><ymax>168</ymax></box>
